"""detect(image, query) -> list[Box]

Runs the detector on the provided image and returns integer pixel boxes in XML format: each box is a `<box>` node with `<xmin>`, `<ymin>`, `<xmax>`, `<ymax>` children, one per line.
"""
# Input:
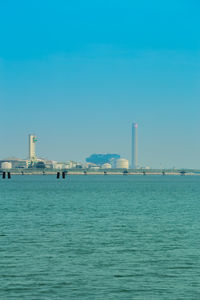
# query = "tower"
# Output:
<box><xmin>29</xmin><ymin>134</ymin><xmax>37</xmax><ymax>161</ymax></box>
<box><xmin>132</xmin><ymin>123</ymin><xmax>138</xmax><ymax>169</ymax></box>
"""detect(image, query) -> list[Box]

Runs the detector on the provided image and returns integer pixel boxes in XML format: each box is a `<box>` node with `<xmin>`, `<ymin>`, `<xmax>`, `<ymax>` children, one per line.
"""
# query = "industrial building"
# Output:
<box><xmin>29</xmin><ymin>134</ymin><xmax>37</xmax><ymax>162</ymax></box>
<box><xmin>101</xmin><ymin>163</ymin><xmax>112</xmax><ymax>169</ymax></box>
<box><xmin>0</xmin><ymin>158</ymin><xmax>28</xmax><ymax>169</ymax></box>
<box><xmin>1</xmin><ymin>162</ymin><xmax>12</xmax><ymax>170</ymax></box>
<box><xmin>114</xmin><ymin>158</ymin><xmax>129</xmax><ymax>169</ymax></box>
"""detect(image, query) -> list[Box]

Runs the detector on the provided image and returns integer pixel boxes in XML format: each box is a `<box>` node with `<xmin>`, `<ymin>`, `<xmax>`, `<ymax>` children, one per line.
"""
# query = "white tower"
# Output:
<box><xmin>132</xmin><ymin>123</ymin><xmax>138</xmax><ymax>169</ymax></box>
<box><xmin>29</xmin><ymin>134</ymin><xmax>37</xmax><ymax>161</ymax></box>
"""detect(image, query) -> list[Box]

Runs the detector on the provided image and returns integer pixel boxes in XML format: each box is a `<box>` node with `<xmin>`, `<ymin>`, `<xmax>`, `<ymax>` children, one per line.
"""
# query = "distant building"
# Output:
<box><xmin>89</xmin><ymin>166</ymin><xmax>100</xmax><ymax>170</ymax></box>
<box><xmin>35</xmin><ymin>161</ymin><xmax>46</xmax><ymax>169</ymax></box>
<box><xmin>1</xmin><ymin>162</ymin><xmax>12</xmax><ymax>169</ymax></box>
<box><xmin>29</xmin><ymin>134</ymin><xmax>37</xmax><ymax>161</ymax></box>
<box><xmin>85</xmin><ymin>162</ymin><xmax>97</xmax><ymax>168</ymax></box>
<box><xmin>51</xmin><ymin>161</ymin><xmax>83</xmax><ymax>170</ymax></box>
<box><xmin>101</xmin><ymin>163</ymin><xmax>112</xmax><ymax>169</ymax></box>
<box><xmin>52</xmin><ymin>162</ymin><xmax>63</xmax><ymax>169</ymax></box>
<box><xmin>114</xmin><ymin>158</ymin><xmax>129</xmax><ymax>169</ymax></box>
<box><xmin>0</xmin><ymin>158</ymin><xmax>28</xmax><ymax>169</ymax></box>
<box><xmin>61</xmin><ymin>162</ymin><xmax>72</xmax><ymax>169</ymax></box>
<box><xmin>43</xmin><ymin>160</ymin><xmax>54</xmax><ymax>169</ymax></box>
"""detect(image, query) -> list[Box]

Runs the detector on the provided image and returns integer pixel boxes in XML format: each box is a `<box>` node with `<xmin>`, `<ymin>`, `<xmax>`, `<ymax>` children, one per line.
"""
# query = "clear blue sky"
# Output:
<box><xmin>0</xmin><ymin>0</ymin><xmax>200</xmax><ymax>168</ymax></box>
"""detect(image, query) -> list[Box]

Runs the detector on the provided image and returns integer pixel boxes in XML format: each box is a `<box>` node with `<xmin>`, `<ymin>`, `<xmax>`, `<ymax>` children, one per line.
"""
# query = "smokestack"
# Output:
<box><xmin>132</xmin><ymin>122</ymin><xmax>138</xmax><ymax>169</ymax></box>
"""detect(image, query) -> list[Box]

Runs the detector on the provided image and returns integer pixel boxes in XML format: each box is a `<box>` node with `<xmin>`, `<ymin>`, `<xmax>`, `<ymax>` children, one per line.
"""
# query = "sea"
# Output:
<box><xmin>0</xmin><ymin>175</ymin><xmax>200</xmax><ymax>299</ymax></box>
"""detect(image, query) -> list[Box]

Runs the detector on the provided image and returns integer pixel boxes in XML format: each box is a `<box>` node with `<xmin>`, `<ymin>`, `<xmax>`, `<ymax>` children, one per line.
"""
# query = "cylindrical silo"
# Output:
<box><xmin>1</xmin><ymin>162</ymin><xmax>12</xmax><ymax>169</ymax></box>
<box><xmin>115</xmin><ymin>158</ymin><xmax>129</xmax><ymax>169</ymax></box>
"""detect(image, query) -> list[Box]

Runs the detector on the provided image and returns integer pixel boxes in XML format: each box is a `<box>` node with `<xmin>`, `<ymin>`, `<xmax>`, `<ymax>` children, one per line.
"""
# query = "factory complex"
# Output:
<box><xmin>0</xmin><ymin>123</ymin><xmax>138</xmax><ymax>171</ymax></box>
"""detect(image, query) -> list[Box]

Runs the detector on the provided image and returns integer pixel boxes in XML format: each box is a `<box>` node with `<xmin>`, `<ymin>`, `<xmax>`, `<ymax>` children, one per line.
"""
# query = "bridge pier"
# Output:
<box><xmin>57</xmin><ymin>171</ymin><xmax>66</xmax><ymax>179</ymax></box>
<box><xmin>2</xmin><ymin>172</ymin><xmax>11</xmax><ymax>179</ymax></box>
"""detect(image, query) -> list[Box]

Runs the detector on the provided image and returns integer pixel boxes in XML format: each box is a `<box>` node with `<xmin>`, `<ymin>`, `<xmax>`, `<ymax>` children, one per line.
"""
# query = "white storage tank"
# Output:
<box><xmin>101</xmin><ymin>163</ymin><xmax>112</xmax><ymax>169</ymax></box>
<box><xmin>1</xmin><ymin>162</ymin><xmax>12</xmax><ymax>169</ymax></box>
<box><xmin>115</xmin><ymin>158</ymin><xmax>129</xmax><ymax>169</ymax></box>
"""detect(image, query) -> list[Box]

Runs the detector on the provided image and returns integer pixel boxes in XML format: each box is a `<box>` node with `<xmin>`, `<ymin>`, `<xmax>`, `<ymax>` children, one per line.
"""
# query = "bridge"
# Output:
<box><xmin>1</xmin><ymin>168</ymin><xmax>200</xmax><ymax>179</ymax></box>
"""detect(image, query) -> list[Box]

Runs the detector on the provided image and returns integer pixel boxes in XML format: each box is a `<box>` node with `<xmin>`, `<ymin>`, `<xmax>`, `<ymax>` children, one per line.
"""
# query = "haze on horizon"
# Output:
<box><xmin>0</xmin><ymin>0</ymin><xmax>200</xmax><ymax>169</ymax></box>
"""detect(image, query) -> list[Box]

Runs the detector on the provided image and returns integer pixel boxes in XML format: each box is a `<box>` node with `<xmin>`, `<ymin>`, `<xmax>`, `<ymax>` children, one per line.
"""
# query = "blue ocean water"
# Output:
<box><xmin>0</xmin><ymin>175</ymin><xmax>200</xmax><ymax>299</ymax></box>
